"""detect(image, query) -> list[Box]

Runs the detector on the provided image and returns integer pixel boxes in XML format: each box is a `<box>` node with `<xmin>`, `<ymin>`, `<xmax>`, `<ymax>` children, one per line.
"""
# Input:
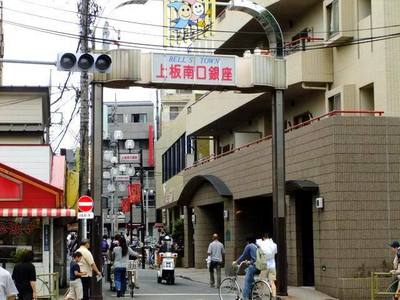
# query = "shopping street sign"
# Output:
<box><xmin>151</xmin><ymin>53</ymin><xmax>236</xmax><ymax>86</ymax></box>
<box><xmin>120</xmin><ymin>153</ymin><xmax>140</xmax><ymax>163</ymax></box>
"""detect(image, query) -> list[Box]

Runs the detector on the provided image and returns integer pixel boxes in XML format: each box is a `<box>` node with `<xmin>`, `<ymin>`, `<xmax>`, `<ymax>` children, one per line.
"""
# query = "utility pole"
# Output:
<box><xmin>80</xmin><ymin>1</ymin><xmax>103</xmax><ymax>299</ymax></box>
<box><xmin>79</xmin><ymin>0</ymin><xmax>90</xmax><ymax>239</ymax></box>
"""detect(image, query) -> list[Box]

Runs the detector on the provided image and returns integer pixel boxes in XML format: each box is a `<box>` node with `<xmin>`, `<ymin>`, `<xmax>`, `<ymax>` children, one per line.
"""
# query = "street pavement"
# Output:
<box><xmin>59</xmin><ymin>267</ymin><xmax>337</xmax><ymax>299</ymax></box>
<box><xmin>102</xmin><ymin>268</ymin><xmax>220</xmax><ymax>299</ymax></box>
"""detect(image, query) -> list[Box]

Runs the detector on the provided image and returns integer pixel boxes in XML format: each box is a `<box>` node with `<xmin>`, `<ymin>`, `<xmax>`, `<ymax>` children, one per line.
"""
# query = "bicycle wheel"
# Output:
<box><xmin>219</xmin><ymin>277</ymin><xmax>240</xmax><ymax>300</ymax></box>
<box><xmin>251</xmin><ymin>279</ymin><xmax>272</xmax><ymax>300</ymax></box>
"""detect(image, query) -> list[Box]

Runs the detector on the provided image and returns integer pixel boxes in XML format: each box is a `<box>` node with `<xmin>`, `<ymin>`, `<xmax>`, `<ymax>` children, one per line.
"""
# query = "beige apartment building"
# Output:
<box><xmin>155</xmin><ymin>0</ymin><xmax>400</xmax><ymax>299</ymax></box>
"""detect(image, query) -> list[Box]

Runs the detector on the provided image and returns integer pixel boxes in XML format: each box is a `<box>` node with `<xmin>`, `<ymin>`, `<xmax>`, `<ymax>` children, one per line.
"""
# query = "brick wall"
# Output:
<box><xmin>182</xmin><ymin>116</ymin><xmax>400</xmax><ymax>299</ymax></box>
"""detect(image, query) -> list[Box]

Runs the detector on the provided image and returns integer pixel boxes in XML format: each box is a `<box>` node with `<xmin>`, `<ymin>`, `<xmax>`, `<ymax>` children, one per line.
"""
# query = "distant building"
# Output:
<box><xmin>0</xmin><ymin>86</ymin><xmax>74</xmax><ymax>289</ymax></box>
<box><xmin>103</xmin><ymin>101</ymin><xmax>156</xmax><ymax>238</ymax></box>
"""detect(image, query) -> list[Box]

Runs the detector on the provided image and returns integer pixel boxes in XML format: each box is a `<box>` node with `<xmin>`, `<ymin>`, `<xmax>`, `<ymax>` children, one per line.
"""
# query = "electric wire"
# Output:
<box><xmin>4</xmin><ymin>17</ymin><xmax>400</xmax><ymax>54</ymax></box>
<box><xmin>9</xmin><ymin>0</ymin><xmax>400</xmax><ymax>36</ymax></box>
<box><xmin>52</xmin><ymin>101</ymin><xmax>81</xmax><ymax>152</ymax></box>
<box><xmin>2</xmin><ymin>5</ymin><xmax>223</xmax><ymax>42</ymax></box>
<box><xmin>0</xmin><ymin>90</ymin><xmax>64</xmax><ymax>108</ymax></box>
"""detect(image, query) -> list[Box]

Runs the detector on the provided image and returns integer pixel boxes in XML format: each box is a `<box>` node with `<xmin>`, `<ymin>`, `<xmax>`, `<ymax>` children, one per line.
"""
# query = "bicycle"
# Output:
<box><xmin>219</xmin><ymin>261</ymin><xmax>272</xmax><ymax>300</ymax></box>
<box><xmin>127</xmin><ymin>259</ymin><xmax>139</xmax><ymax>297</ymax></box>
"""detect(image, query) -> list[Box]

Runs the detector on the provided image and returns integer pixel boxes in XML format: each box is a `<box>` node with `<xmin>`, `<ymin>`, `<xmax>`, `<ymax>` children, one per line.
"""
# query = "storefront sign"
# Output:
<box><xmin>152</xmin><ymin>54</ymin><xmax>236</xmax><ymax>86</ymax></box>
<box><xmin>43</xmin><ymin>225</ymin><xmax>50</xmax><ymax>251</ymax></box>
<box><xmin>120</xmin><ymin>153</ymin><xmax>140</xmax><ymax>163</ymax></box>
<box><xmin>114</xmin><ymin>175</ymin><xmax>130</xmax><ymax>182</ymax></box>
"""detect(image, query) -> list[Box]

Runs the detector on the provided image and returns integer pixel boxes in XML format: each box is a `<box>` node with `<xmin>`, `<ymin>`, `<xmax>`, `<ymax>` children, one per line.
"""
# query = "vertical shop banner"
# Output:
<box><xmin>152</xmin><ymin>53</ymin><xmax>236</xmax><ymax>86</ymax></box>
<box><xmin>128</xmin><ymin>182</ymin><xmax>142</xmax><ymax>205</ymax></box>
<box><xmin>148</xmin><ymin>124</ymin><xmax>154</xmax><ymax>167</ymax></box>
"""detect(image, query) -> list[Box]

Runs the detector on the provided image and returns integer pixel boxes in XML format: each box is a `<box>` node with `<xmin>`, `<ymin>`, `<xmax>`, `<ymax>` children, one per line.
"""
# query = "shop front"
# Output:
<box><xmin>0</xmin><ymin>162</ymin><xmax>76</xmax><ymax>276</ymax></box>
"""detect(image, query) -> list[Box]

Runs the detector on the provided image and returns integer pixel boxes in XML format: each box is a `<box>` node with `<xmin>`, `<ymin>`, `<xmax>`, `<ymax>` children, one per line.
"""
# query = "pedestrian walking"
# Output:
<box><xmin>65</xmin><ymin>252</ymin><xmax>86</xmax><ymax>300</ymax></box>
<box><xmin>233</xmin><ymin>237</ymin><xmax>258</xmax><ymax>300</ymax></box>
<box><xmin>12</xmin><ymin>250</ymin><xmax>37</xmax><ymax>300</ymax></box>
<box><xmin>257</xmin><ymin>233</ymin><xmax>278</xmax><ymax>299</ymax></box>
<box><xmin>0</xmin><ymin>265</ymin><xmax>18</xmax><ymax>300</ymax></box>
<box><xmin>76</xmin><ymin>239</ymin><xmax>102</xmax><ymax>300</ymax></box>
<box><xmin>389</xmin><ymin>241</ymin><xmax>400</xmax><ymax>299</ymax></box>
<box><xmin>112</xmin><ymin>237</ymin><xmax>140</xmax><ymax>297</ymax></box>
<box><xmin>207</xmin><ymin>233</ymin><xmax>225</xmax><ymax>288</ymax></box>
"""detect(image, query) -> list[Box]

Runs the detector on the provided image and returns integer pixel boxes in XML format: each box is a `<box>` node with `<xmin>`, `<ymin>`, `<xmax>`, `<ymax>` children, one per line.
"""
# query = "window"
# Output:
<box><xmin>0</xmin><ymin>218</ymin><xmax>42</xmax><ymax>262</ymax></box>
<box><xmin>360</xmin><ymin>83</ymin><xmax>374</xmax><ymax>110</ymax></box>
<box><xmin>169</xmin><ymin>107</ymin><xmax>181</xmax><ymax>120</ymax></box>
<box><xmin>108</xmin><ymin>114</ymin><xmax>123</xmax><ymax>123</ymax></box>
<box><xmin>359</xmin><ymin>0</ymin><xmax>371</xmax><ymax>20</ymax></box>
<box><xmin>162</xmin><ymin>134</ymin><xmax>187</xmax><ymax>183</ymax></box>
<box><xmin>131</xmin><ymin>114</ymin><xmax>147</xmax><ymax>123</ymax></box>
<box><xmin>115</xmin><ymin>114</ymin><xmax>124</xmax><ymax>123</ymax></box>
<box><xmin>327</xmin><ymin>0</ymin><xmax>339</xmax><ymax>37</ymax></box>
<box><xmin>328</xmin><ymin>94</ymin><xmax>341</xmax><ymax>112</ymax></box>
<box><xmin>293</xmin><ymin>111</ymin><xmax>313</xmax><ymax>126</ymax></box>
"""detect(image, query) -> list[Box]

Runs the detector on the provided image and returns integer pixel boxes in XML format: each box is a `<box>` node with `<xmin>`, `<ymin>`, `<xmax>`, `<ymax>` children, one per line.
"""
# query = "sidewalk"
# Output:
<box><xmin>175</xmin><ymin>268</ymin><xmax>338</xmax><ymax>300</ymax></box>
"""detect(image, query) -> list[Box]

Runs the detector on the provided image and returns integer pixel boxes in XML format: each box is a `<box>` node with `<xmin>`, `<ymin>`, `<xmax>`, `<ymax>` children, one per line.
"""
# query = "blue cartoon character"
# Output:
<box><xmin>168</xmin><ymin>1</ymin><xmax>193</xmax><ymax>29</ymax></box>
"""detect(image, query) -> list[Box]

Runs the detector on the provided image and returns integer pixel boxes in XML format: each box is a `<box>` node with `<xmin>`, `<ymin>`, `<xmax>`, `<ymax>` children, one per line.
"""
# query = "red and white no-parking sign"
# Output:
<box><xmin>77</xmin><ymin>195</ymin><xmax>94</xmax><ymax>219</ymax></box>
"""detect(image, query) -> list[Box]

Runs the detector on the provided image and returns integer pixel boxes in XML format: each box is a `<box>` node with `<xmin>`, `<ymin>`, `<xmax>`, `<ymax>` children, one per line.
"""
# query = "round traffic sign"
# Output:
<box><xmin>78</xmin><ymin>195</ymin><xmax>94</xmax><ymax>212</ymax></box>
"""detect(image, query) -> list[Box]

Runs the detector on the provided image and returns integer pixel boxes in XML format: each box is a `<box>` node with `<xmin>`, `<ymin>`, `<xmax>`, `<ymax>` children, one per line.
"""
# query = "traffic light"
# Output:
<box><xmin>57</xmin><ymin>52</ymin><xmax>112</xmax><ymax>73</ymax></box>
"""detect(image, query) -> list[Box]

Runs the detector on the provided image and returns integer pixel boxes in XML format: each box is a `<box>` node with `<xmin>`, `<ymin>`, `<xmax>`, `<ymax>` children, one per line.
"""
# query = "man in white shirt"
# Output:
<box><xmin>256</xmin><ymin>233</ymin><xmax>278</xmax><ymax>298</ymax></box>
<box><xmin>0</xmin><ymin>266</ymin><xmax>18</xmax><ymax>300</ymax></box>
<box><xmin>207</xmin><ymin>233</ymin><xmax>225</xmax><ymax>288</ymax></box>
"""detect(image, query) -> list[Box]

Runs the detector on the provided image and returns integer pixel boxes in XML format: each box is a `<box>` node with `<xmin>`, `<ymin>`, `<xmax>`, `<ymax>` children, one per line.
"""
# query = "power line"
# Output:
<box><xmin>8</xmin><ymin>0</ymin><xmax>400</xmax><ymax>37</ymax></box>
<box><xmin>4</xmin><ymin>17</ymin><xmax>400</xmax><ymax>53</ymax></box>
<box><xmin>0</xmin><ymin>91</ymin><xmax>64</xmax><ymax>108</ymax></box>
<box><xmin>52</xmin><ymin>99</ymin><xmax>81</xmax><ymax>152</ymax></box>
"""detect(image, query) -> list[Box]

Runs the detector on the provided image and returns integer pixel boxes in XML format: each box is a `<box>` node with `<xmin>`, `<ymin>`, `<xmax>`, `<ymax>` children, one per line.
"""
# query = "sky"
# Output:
<box><xmin>2</xmin><ymin>0</ymin><xmax>164</xmax><ymax>150</ymax></box>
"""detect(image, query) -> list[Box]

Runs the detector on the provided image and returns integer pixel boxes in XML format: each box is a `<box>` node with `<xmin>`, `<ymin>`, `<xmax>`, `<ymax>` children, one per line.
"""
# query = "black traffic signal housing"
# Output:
<box><xmin>57</xmin><ymin>52</ymin><xmax>112</xmax><ymax>73</ymax></box>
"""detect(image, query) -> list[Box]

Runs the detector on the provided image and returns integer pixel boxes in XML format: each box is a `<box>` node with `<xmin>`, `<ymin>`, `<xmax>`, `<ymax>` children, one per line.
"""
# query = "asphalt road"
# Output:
<box><xmin>102</xmin><ymin>269</ymin><xmax>220</xmax><ymax>299</ymax></box>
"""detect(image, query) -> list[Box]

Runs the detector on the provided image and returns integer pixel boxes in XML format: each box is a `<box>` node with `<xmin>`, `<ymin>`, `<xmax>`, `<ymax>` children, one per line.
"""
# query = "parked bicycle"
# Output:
<box><xmin>219</xmin><ymin>261</ymin><xmax>272</xmax><ymax>300</ymax></box>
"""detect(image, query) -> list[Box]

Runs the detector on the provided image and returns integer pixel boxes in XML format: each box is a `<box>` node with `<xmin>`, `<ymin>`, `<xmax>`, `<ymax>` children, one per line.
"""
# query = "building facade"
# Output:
<box><xmin>156</xmin><ymin>1</ymin><xmax>400</xmax><ymax>299</ymax></box>
<box><xmin>0</xmin><ymin>86</ymin><xmax>74</xmax><ymax>290</ymax></box>
<box><xmin>103</xmin><ymin>101</ymin><xmax>157</xmax><ymax>239</ymax></box>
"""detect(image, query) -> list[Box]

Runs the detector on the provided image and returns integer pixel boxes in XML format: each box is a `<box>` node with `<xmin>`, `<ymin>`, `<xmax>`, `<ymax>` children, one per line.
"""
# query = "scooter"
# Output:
<box><xmin>157</xmin><ymin>252</ymin><xmax>177</xmax><ymax>285</ymax></box>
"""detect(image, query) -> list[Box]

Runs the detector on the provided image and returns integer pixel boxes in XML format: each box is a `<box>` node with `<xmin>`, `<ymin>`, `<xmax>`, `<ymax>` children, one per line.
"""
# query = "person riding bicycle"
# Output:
<box><xmin>232</xmin><ymin>237</ymin><xmax>258</xmax><ymax>300</ymax></box>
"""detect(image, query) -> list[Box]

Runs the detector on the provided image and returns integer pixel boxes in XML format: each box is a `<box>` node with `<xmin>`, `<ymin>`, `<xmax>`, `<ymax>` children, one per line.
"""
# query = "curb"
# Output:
<box><xmin>177</xmin><ymin>274</ymin><xmax>209</xmax><ymax>285</ymax></box>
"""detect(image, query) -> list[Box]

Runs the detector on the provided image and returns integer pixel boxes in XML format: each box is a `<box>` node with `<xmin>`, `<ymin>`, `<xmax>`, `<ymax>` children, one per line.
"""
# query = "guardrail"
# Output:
<box><xmin>371</xmin><ymin>272</ymin><xmax>398</xmax><ymax>300</ymax></box>
<box><xmin>36</xmin><ymin>273</ymin><xmax>59</xmax><ymax>300</ymax></box>
<box><xmin>185</xmin><ymin>110</ymin><xmax>384</xmax><ymax>170</ymax></box>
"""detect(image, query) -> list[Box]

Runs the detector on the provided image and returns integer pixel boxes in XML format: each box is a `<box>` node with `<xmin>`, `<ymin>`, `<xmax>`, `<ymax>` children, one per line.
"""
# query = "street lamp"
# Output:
<box><xmin>103</xmin><ymin>130</ymin><xmax>125</xmax><ymax>237</ymax></box>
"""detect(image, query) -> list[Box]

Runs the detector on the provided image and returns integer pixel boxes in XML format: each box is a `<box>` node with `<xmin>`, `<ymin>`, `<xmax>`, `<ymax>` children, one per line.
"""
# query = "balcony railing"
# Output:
<box><xmin>185</xmin><ymin>110</ymin><xmax>384</xmax><ymax>170</ymax></box>
<box><xmin>284</xmin><ymin>36</ymin><xmax>324</xmax><ymax>56</ymax></box>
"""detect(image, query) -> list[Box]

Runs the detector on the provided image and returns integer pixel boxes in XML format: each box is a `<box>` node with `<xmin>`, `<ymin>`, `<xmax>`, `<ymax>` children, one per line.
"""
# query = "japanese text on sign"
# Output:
<box><xmin>152</xmin><ymin>54</ymin><xmax>236</xmax><ymax>86</ymax></box>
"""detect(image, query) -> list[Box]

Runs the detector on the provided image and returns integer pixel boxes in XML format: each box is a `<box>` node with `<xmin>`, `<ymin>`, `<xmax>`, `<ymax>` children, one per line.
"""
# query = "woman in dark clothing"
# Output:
<box><xmin>12</xmin><ymin>250</ymin><xmax>37</xmax><ymax>300</ymax></box>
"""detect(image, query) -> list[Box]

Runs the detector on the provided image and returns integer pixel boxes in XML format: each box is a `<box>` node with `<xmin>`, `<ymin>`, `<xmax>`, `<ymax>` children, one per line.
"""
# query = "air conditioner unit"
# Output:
<box><xmin>315</xmin><ymin>197</ymin><xmax>324</xmax><ymax>209</ymax></box>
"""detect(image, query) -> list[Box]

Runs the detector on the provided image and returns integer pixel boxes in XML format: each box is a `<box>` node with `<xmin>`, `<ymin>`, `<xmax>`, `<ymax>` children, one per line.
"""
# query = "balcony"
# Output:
<box><xmin>186</xmin><ymin>91</ymin><xmax>265</xmax><ymax>136</ymax></box>
<box><xmin>286</xmin><ymin>45</ymin><xmax>333</xmax><ymax>86</ymax></box>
